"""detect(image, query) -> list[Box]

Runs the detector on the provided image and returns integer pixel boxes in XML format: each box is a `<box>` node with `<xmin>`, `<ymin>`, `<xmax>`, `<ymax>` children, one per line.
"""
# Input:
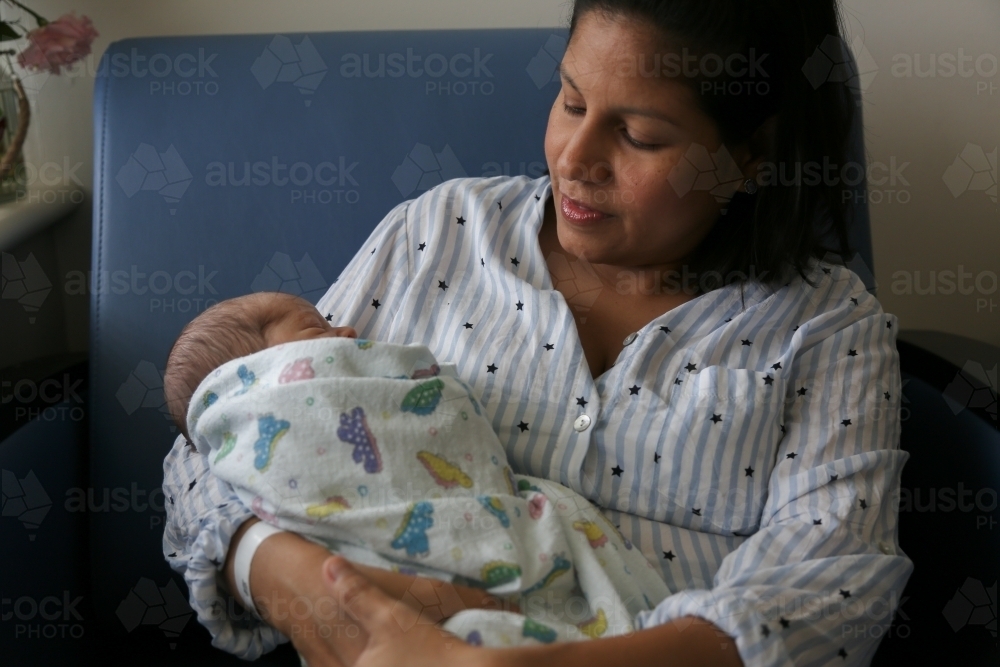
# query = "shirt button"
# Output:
<box><xmin>622</xmin><ymin>332</ymin><xmax>638</xmax><ymax>346</ymax></box>
<box><xmin>878</xmin><ymin>541</ymin><xmax>892</xmax><ymax>555</ymax></box>
<box><xmin>573</xmin><ymin>414</ymin><xmax>592</xmax><ymax>432</ymax></box>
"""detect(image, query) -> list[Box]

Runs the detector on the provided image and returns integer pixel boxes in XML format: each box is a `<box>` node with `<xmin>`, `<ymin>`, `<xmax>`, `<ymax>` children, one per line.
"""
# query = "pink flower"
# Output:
<box><xmin>17</xmin><ymin>14</ymin><xmax>99</xmax><ymax>74</ymax></box>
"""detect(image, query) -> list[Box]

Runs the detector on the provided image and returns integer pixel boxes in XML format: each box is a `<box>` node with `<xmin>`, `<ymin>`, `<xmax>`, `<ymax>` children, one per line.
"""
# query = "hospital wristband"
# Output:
<box><xmin>232</xmin><ymin>521</ymin><xmax>285</xmax><ymax>619</ymax></box>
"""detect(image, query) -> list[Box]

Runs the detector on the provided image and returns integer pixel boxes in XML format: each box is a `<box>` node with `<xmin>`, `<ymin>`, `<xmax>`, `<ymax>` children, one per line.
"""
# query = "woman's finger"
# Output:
<box><xmin>323</xmin><ymin>556</ymin><xmax>421</xmax><ymax>636</ymax></box>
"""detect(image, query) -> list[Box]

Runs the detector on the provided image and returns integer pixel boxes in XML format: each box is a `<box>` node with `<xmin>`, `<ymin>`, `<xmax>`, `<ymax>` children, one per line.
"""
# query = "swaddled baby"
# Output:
<box><xmin>164</xmin><ymin>292</ymin><xmax>670</xmax><ymax>648</ymax></box>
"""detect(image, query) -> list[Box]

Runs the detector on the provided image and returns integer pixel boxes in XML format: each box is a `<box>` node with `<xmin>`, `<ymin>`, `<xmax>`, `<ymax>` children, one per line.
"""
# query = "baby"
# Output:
<box><xmin>164</xmin><ymin>292</ymin><xmax>670</xmax><ymax>648</ymax></box>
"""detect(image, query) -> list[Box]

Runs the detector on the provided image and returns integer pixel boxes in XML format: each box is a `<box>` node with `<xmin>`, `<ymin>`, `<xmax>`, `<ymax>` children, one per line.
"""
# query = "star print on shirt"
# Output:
<box><xmin>654</xmin><ymin>453</ymin><xmax>661</xmax><ymax>463</ymax></box>
<box><xmin>761</xmin><ymin>624</ymin><xmax>770</xmax><ymax>638</ymax></box>
<box><xmin>838</xmin><ymin>648</ymin><xmax>848</xmax><ymax>660</ymax></box>
<box><xmin>725</xmin><ymin>318</ymin><xmax>733</xmax><ymax>322</ymax></box>
<box><xmin>813</xmin><ymin>519</ymin><xmax>822</xmax><ymax>525</ymax></box>
<box><xmin>497</xmin><ymin>201</ymin><xmax>502</xmax><ymax>210</ymax></box>
<box><xmin>486</xmin><ymin>363</ymin><xmax>498</xmax><ymax>373</ymax></box>
<box><xmin>745</xmin><ymin>466</ymin><xmax>754</xmax><ymax>477</ymax></box>
<box><xmin>786</xmin><ymin>452</ymin><xmax>797</xmax><ymax>459</ymax></box>
<box><xmin>848</xmin><ymin>349</ymin><xmax>857</xmax><ymax>357</ymax></box>
<box><xmin>188</xmin><ymin>479</ymin><xmax>197</xmax><ymax>490</ymax></box>
<box><xmin>822</xmin><ymin>267</ymin><xmax>832</xmax><ymax>274</ymax></box>
<box><xmin>481</xmin><ymin>258</ymin><xmax>485</xmax><ymax>267</ymax></box>
<box><xmin>438</xmin><ymin>280</ymin><xmax>448</xmax><ymax>291</ymax></box>
<box><xmin>887</xmin><ymin>321</ymin><xmax>892</xmax><ymax>328</ymax></box>
<box><xmin>456</xmin><ymin>216</ymin><xmax>466</xmax><ymax>225</ymax></box>
<box><xmin>779</xmin><ymin>424</ymin><xmax>786</xmax><ymax>434</ymax></box>
<box><xmin>839</xmin><ymin>589</ymin><xmax>851</xmax><ymax>599</ymax></box>
<box><xmin>418</xmin><ymin>242</ymin><xmax>426</xmax><ymax>251</ymax></box>
<box><xmin>325</xmin><ymin>314</ymin><xmax>332</xmax><ymax>321</ymax></box>
<box><xmin>673</xmin><ymin>378</ymin><xmax>682</xmax><ymax>385</ymax></box>
<box><xmin>692</xmin><ymin>508</ymin><xmax>702</xmax><ymax>516</ymax></box>
<box><xmin>515</xmin><ymin>301</ymin><xmax>524</xmax><ymax>311</ymax></box>
<box><xmin>543</xmin><ymin>343</ymin><xmax>554</xmax><ymax>351</ymax></box>
<box><xmin>576</xmin><ymin>397</ymin><xmax>587</xmax><ymax>407</ymax></box>
<box><xmin>517</xmin><ymin>421</ymin><xmax>529</xmax><ymax>432</ymax></box>
<box><xmin>371</xmin><ymin>299</ymin><xmax>381</xmax><ymax>309</ymax></box>
<box><xmin>534</xmin><ymin>194</ymin><xmax>540</xmax><ymax>201</ymax></box>
<box><xmin>510</xmin><ymin>257</ymin><xmax>520</xmax><ymax>267</ymax></box>
<box><xmin>797</xmin><ymin>387</ymin><xmax>808</xmax><ymax>396</ymax></box>
<box><xmin>841</xmin><ymin>419</ymin><xmax>852</xmax><ymax>426</ymax></box>
<box><xmin>779</xmin><ymin>617</ymin><xmax>790</xmax><ymax>629</ymax></box>
<box><xmin>685</xmin><ymin>363</ymin><xmax>697</xmax><ymax>372</ymax></box>
<box><xmin>793</xmin><ymin>325</ymin><xmax>799</xmax><ymax>331</ymax></box>
<box><xmin>831</xmin><ymin>474</ymin><xmax>839</xmax><ymax>481</ymax></box>
<box><xmin>659</xmin><ymin>326</ymin><xmax>671</xmax><ymax>334</ymax></box>
<box><xmin>859</xmin><ymin>499</ymin><xmax>867</xmax><ymax>509</ymax></box>
<box><xmin>663</xmin><ymin>550</ymin><xmax>675</xmax><ymax>561</ymax></box>
<box><xmin>370</xmin><ymin>247</ymin><xmax>376</xmax><ymax>255</ymax></box>
<box><xmin>463</xmin><ymin>322</ymin><xmax>473</xmax><ymax>329</ymax></box>
<box><xmin>884</xmin><ymin>391</ymin><xmax>891</xmax><ymax>400</ymax></box>
<box><xmin>742</xmin><ymin>339</ymin><xmax>752</xmax><ymax>346</ymax></box>
<box><xmin>710</xmin><ymin>414</ymin><xmax>722</xmax><ymax>424</ymax></box>
<box><xmin>611</xmin><ymin>465</ymin><xmax>624</xmax><ymax>477</ymax></box>
<box><xmin>850</xmin><ymin>297</ymin><xmax>859</xmax><ymax>305</ymax></box>
<box><xmin>629</xmin><ymin>385</ymin><xmax>640</xmax><ymax>395</ymax></box>
<box><xmin>772</xmin><ymin>362</ymin><xmax>782</xmax><ymax>370</ymax></box>
<box><xmin>763</xmin><ymin>375</ymin><xmax>774</xmax><ymax>386</ymax></box>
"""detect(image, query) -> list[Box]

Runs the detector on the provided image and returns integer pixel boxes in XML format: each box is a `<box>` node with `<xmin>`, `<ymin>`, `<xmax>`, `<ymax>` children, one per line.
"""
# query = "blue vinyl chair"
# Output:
<box><xmin>1</xmin><ymin>29</ymin><xmax>995</xmax><ymax>665</ymax></box>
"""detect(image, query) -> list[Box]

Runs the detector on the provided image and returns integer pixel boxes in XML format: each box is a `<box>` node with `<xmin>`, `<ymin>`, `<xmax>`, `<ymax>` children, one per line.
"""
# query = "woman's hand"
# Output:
<box><xmin>320</xmin><ymin>556</ymin><xmax>486</xmax><ymax>667</ymax></box>
<box><xmin>224</xmin><ymin>519</ymin><xmax>515</xmax><ymax>667</ymax></box>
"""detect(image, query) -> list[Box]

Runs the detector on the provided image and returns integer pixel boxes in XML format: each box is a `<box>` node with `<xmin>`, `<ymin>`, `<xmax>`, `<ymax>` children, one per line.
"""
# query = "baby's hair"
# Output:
<box><xmin>164</xmin><ymin>292</ymin><xmax>296</xmax><ymax>440</ymax></box>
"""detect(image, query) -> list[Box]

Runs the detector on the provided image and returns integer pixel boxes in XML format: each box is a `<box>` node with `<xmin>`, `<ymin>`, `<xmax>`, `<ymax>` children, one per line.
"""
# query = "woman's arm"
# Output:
<box><xmin>162</xmin><ymin>197</ymin><xmax>418</xmax><ymax>657</ymax></box>
<box><xmin>491</xmin><ymin>617</ymin><xmax>742</xmax><ymax>667</ymax></box>
<box><xmin>632</xmin><ymin>273</ymin><xmax>913</xmax><ymax>667</ymax></box>
<box><xmin>224</xmin><ymin>519</ymin><xmax>518</xmax><ymax>666</ymax></box>
<box><xmin>321</xmin><ymin>555</ymin><xmax>742</xmax><ymax>667</ymax></box>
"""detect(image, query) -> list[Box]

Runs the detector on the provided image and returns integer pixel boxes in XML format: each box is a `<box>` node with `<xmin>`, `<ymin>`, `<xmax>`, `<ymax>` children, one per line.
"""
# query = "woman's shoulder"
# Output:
<box><xmin>400</xmin><ymin>174</ymin><xmax>549</xmax><ymax>217</ymax></box>
<box><xmin>772</xmin><ymin>257</ymin><xmax>893</xmax><ymax>333</ymax></box>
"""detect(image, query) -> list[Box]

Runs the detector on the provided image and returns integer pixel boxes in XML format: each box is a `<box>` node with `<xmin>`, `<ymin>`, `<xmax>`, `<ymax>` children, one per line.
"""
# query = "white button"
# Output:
<box><xmin>622</xmin><ymin>332</ymin><xmax>638</xmax><ymax>346</ymax></box>
<box><xmin>573</xmin><ymin>414</ymin><xmax>592</xmax><ymax>432</ymax></box>
<box><xmin>878</xmin><ymin>541</ymin><xmax>892</xmax><ymax>555</ymax></box>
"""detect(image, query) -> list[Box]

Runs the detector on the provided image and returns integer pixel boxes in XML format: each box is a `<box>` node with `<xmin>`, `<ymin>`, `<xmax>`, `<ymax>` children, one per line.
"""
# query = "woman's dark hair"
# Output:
<box><xmin>569</xmin><ymin>0</ymin><xmax>857</xmax><ymax>288</ymax></box>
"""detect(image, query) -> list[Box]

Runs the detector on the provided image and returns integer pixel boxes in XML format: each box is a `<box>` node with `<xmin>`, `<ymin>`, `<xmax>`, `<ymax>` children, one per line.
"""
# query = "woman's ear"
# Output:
<box><xmin>731</xmin><ymin>114</ymin><xmax>777</xmax><ymax>189</ymax></box>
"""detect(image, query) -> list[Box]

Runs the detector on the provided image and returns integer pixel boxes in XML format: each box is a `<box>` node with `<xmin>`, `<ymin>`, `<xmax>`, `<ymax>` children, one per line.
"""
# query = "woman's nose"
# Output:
<box><xmin>557</xmin><ymin>120</ymin><xmax>613</xmax><ymax>185</ymax></box>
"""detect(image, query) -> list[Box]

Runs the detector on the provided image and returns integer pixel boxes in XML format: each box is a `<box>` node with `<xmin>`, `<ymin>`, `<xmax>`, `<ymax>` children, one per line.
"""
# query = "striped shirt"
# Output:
<box><xmin>163</xmin><ymin>175</ymin><xmax>912</xmax><ymax>667</ymax></box>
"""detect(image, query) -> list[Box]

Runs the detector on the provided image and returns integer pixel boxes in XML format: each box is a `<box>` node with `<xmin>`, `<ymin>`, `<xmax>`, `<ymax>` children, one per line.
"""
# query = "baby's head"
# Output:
<box><xmin>164</xmin><ymin>292</ymin><xmax>356</xmax><ymax>439</ymax></box>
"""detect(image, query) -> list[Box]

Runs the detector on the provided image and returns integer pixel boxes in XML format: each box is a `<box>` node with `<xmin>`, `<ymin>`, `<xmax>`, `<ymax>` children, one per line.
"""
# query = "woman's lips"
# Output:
<box><xmin>560</xmin><ymin>194</ymin><xmax>612</xmax><ymax>224</ymax></box>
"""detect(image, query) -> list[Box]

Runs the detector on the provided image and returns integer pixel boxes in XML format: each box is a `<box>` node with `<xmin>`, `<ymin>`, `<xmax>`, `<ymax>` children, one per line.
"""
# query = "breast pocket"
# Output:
<box><xmin>646</xmin><ymin>366</ymin><xmax>786</xmax><ymax>536</ymax></box>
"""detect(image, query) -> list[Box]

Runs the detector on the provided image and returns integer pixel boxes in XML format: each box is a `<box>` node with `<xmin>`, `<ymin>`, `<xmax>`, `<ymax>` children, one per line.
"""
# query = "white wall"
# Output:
<box><xmin>9</xmin><ymin>0</ymin><xmax>999</xmax><ymax>346</ymax></box>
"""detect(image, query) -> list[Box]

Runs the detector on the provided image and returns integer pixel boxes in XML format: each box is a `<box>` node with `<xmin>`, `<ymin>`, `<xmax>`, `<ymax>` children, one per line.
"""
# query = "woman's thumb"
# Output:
<box><xmin>323</xmin><ymin>556</ymin><xmax>418</xmax><ymax>634</ymax></box>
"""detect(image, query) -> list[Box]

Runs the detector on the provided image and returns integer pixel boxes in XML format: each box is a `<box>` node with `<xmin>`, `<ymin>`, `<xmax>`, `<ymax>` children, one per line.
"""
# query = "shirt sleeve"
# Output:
<box><xmin>635</xmin><ymin>277</ymin><xmax>914</xmax><ymax>667</ymax></box>
<box><xmin>315</xmin><ymin>199</ymin><xmax>413</xmax><ymax>339</ymax></box>
<box><xmin>162</xmin><ymin>201</ymin><xmax>413</xmax><ymax>657</ymax></box>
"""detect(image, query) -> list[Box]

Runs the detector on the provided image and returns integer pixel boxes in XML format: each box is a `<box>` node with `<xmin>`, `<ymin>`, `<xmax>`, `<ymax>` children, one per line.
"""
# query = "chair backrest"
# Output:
<box><xmin>90</xmin><ymin>29</ymin><xmax>873</xmax><ymax>646</ymax></box>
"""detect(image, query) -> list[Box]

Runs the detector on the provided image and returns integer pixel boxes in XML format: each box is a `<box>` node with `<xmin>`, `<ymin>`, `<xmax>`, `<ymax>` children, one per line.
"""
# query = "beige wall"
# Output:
<box><xmin>9</xmin><ymin>0</ymin><xmax>999</xmax><ymax>346</ymax></box>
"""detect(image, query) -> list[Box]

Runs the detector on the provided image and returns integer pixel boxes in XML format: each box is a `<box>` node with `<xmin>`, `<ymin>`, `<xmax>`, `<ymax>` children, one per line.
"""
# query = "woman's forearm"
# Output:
<box><xmin>223</xmin><ymin>518</ymin><xmax>517</xmax><ymax>626</ymax></box>
<box><xmin>485</xmin><ymin>617</ymin><xmax>743</xmax><ymax>667</ymax></box>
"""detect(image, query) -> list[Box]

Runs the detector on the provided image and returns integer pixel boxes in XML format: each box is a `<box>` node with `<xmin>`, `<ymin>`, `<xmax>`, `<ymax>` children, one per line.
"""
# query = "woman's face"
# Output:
<box><xmin>544</xmin><ymin>11</ymin><xmax>743</xmax><ymax>271</ymax></box>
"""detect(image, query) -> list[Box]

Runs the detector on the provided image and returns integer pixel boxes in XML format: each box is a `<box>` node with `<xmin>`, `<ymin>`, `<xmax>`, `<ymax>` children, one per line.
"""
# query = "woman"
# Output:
<box><xmin>163</xmin><ymin>1</ymin><xmax>912</xmax><ymax>666</ymax></box>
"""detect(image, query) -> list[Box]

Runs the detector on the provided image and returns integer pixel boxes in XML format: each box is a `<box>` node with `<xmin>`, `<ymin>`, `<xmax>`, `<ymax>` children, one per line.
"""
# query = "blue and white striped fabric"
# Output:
<box><xmin>163</xmin><ymin>175</ymin><xmax>912</xmax><ymax>667</ymax></box>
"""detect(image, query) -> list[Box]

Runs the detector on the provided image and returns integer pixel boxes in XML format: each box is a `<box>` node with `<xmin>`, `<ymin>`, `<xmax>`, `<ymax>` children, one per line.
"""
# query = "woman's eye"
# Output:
<box><xmin>563</xmin><ymin>102</ymin><xmax>585</xmax><ymax>116</ymax></box>
<box><xmin>622</xmin><ymin>131</ymin><xmax>658</xmax><ymax>151</ymax></box>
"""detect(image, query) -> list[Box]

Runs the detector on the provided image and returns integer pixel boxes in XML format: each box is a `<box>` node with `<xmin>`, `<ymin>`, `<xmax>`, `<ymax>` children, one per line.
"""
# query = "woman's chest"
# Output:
<box><xmin>386</xmin><ymin>268</ymin><xmax>787</xmax><ymax>536</ymax></box>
